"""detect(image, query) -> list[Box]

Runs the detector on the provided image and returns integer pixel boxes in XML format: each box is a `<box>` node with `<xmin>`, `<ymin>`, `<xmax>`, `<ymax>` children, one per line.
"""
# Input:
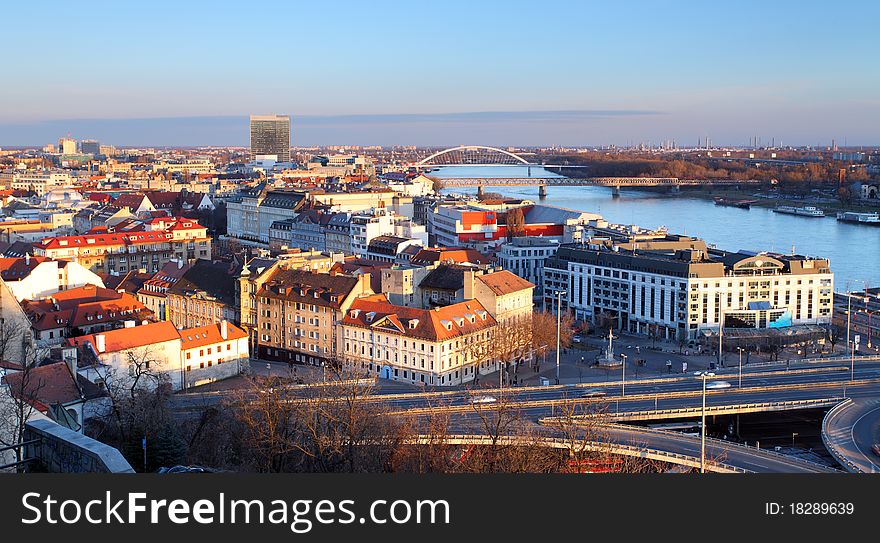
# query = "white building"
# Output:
<box><xmin>67</xmin><ymin>320</ymin><xmax>249</xmax><ymax>392</ymax></box>
<box><xmin>0</xmin><ymin>255</ymin><xmax>105</xmax><ymax>302</ymax></box>
<box><xmin>11</xmin><ymin>171</ymin><xmax>73</xmax><ymax>196</ymax></box>
<box><xmin>497</xmin><ymin>237</ymin><xmax>559</xmax><ymax>297</ymax></box>
<box><xmin>340</xmin><ymin>295</ymin><xmax>497</xmax><ymax>387</ymax></box>
<box><xmin>544</xmin><ymin>237</ymin><xmax>833</xmax><ymax>341</ymax></box>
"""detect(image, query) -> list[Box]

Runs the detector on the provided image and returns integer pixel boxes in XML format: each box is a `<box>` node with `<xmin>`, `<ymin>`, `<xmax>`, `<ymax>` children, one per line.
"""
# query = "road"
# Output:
<box><xmin>822</xmin><ymin>397</ymin><xmax>880</xmax><ymax>473</ymax></box>
<box><xmin>170</xmin><ymin>356</ymin><xmax>880</xmax><ymax>472</ymax></box>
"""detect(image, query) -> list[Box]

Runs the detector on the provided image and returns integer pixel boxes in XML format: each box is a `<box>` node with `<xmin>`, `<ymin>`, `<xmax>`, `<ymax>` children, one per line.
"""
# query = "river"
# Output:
<box><xmin>432</xmin><ymin>166</ymin><xmax>879</xmax><ymax>289</ymax></box>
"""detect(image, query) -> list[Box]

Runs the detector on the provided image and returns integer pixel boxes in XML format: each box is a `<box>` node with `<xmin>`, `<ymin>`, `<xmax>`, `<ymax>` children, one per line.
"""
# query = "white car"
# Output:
<box><xmin>471</xmin><ymin>395</ymin><xmax>497</xmax><ymax>404</ymax></box>
<box><xmin>580</xmin><ymin>389</ymin><xmax>607</xmax><ymax>398</ymax></box>
<box><xmin>694</xmin><ymin>371</ymin><xmax>716</xmax><ymax>377</ymax></box>
<box><xmin>706</xmin><ymin>381</ymin><xmax>732</xmax><ymax>390</ymax></box>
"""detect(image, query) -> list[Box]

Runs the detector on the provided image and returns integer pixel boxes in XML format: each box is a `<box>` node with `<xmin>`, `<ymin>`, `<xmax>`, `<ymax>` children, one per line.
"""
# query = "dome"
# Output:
<box><xmin>42</xmin><ymin>188</ymin><xmax>84</xmax><ymax>207</ymax></box>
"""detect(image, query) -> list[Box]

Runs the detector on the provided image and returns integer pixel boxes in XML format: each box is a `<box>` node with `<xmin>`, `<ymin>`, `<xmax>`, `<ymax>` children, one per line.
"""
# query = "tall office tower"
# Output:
<box><xmin>249</xmin><ymin>114</ymin><xmax>290</xmax><ymax>162</ymax></box>
<box><xmin>58</xmin><ymin>137</ymin><xmax>77</xmax><ymax>155</ymax></box>
<box><xmin>80</xmin><ymin>139</ymin><xmax>100</xmax><ymax>155</ymax></box>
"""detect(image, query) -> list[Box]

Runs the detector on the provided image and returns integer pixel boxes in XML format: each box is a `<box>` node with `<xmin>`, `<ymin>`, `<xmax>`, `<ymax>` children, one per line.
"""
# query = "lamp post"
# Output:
<box><xmin>555</xmin><ymin>289</ymin><xmax>567</xmax><ymax>385</ymax></box>
<box><xmin>851</xmin><ymin>334</ymin><xmax>857</xmax><ymax>382</ymax></box>
<box><xmin>620</xmin><ymin>353</ymin><xmax>627</xmax><ymax>397</ymax></box>
<box><xmin>700</xmin><ymin>372</ymin><xmax>708</xmax><ymax>474</ymax></box>
<box><xmin>845</xmin><ymin>288</ymin><xmax>852</xmax><ymax>351</ymax></box>
<box><xmin>718</xmin><ymin>310</ymin><xmax>725</xmax><ymax>367</ymax></box>
<box><xmin>737</xmin><ymin>347</ymin><xmax>744</xmax><ymax>388</ymax></box>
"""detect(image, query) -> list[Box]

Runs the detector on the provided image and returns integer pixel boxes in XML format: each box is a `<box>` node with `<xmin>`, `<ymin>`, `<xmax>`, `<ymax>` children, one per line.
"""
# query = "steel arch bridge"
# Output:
<box><xmin>417</xmin><ymin>145</ymin><xmax>531</xmax><ymax>167</ymax></box>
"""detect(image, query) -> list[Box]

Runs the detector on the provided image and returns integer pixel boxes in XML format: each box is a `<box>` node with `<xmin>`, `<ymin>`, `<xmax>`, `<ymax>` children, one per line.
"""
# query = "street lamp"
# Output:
<box><xmin>737</xmin><ymin>347</ymin><xmax>744</xmax><ymax>388</ymax></box>
<box><xmin>555</xmin><ymin>289</ymin><xmax>567</xmax><ymax>385</ymax></box>
<box><xmin>700</xmin><ymin>372</ymin><xmax>708</xmax><ymax>474</ymax></box>
<box><xmin>718</xmin><ymin>309</ymin><xmax>725</xmax><ymax>367</ymax></box>
<box><xmin>620</xmin><ymin>353</ymin><xmax>627</xmax><ymax>397</ymax></box>
<box><xmin>851</xmin><ymin>334</ymin><xmax>858</xmax><ymax>382</ymax></box>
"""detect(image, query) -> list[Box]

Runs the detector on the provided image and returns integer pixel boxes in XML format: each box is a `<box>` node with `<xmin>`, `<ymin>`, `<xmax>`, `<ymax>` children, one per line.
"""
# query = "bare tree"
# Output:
<box><xmin>0</xmin><ymin>341</ymin><xmax>43</xmax><ymax>471</ymax></box>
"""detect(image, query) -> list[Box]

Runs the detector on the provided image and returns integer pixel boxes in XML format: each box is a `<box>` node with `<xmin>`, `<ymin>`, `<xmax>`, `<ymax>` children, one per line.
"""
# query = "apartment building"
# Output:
<box><xmin>165</xmin><ymin>259</ymin><xmax>239</xmax><ymax>329</ymax></box>
<box><xmin>33</xmin><ymin>217</ymin><xmax>211</xmax><ymax>274</ymax></box>
<box><xmin>11</xmin><ymin>171</ymin><xmax>72</xmax><ymax>196</ymax></box>
<box><xmin>340</xmin><ymin>295</ymin><xmax>497</xmax><ymax>386</ymax></box>
<box><xmin>497</xmin><ymin>237</ymin><xmax>560</xmax><ymax>297</ymax></box>
<box><xmin>253</xmin><ymin>269</ymin><xmax>373</xmax><ymax>365</ymax></box>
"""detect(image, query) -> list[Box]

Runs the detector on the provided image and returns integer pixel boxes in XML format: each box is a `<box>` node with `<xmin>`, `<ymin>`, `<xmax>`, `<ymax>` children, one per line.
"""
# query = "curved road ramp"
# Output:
<box><xmin>822</xmin><ymin>398</ymin><xmax>880</xmax><ymax>473</ymax></box>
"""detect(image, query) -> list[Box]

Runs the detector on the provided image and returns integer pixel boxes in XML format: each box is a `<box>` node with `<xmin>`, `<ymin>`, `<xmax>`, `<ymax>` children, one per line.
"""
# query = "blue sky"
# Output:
<box><xmin>1</xmin><ymin>0</ymin><xmax>878</xmax><ymax>146</ymax></box>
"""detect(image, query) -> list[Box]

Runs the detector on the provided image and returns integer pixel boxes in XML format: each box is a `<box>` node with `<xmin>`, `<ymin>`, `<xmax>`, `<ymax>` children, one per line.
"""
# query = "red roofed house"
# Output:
<box><xmin>66</xmin><ymin>320</ymin><xmax>248</xmax><ymax>391</ymax></box>
<box><xmin>340</xmin><ymin>294</ymin><xmax>497</xmax><ymax>386</ymax></box>
<box><xmin>1</xmin><ymin>361</ymin><xmax>106</xmax><ymax>434</ymax></box>
<box><xmin>21</xmin><ymin>284</ymin><xmax>153</xmax><ymax>347</ymax></box>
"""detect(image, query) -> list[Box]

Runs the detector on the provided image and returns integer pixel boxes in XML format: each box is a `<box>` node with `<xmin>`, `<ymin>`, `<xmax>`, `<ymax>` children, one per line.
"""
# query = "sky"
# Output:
<box><xmin>1</xmin><ymin>0</ymin><xmax>878</xmax><ymax>147</ymax></box>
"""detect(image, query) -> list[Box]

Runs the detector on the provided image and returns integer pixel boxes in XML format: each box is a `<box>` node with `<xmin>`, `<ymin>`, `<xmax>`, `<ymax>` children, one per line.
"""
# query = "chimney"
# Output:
<box><xmin>463</xmin><ymin>269</ymin><xmax>476</xmax><ymax>300</ymax></box>
<box><xmin>95</xmin><ymin>334</ymin><xmax>106</xmax><ymax>353</ymax></box>
<box><xmin>62</xmin><ymin>346</ymin><xmax>77</xmax><ymax>375</ymax></box>
<box><xmin>220</xmin><ymin>319</ymin><xmax>228</xmax><ymax>340</ymax></box>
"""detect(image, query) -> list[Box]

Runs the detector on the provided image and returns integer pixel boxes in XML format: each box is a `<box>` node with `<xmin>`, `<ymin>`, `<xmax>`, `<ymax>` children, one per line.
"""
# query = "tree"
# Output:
<box><xmin>531</xmin><ymin>310</ymin><xmax>573</xmax><ymax>356</ymax></box>
<box><xmin>504</xmin><ymin>208</ymin><xmax>526</xmax><ymax>241</ymax></box>
<box><xmin>87</xmin><ymin>346</ymin><xmax>178</xmax><ymax>471</ymax></box>
<box><xmin>0</xmin><ymin>341</ymin><xmax>43</xmax><ymax>471</ymax></box>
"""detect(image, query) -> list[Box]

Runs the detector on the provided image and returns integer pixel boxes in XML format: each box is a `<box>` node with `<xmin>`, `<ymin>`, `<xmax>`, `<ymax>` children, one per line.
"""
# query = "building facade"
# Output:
<box><xmin>250</xmin><ymin>114</ymin><xmax>290</xmax><ymax>162</ymax></box>
<box><xmin>340</xmin><ymin>295</ymin><xmax>497</xmax><ymax>387</ymax></box>
<box><xmin>543</xmin><ymin>237</ymin><xmax>834</xmax><ymax>340</ymax></box>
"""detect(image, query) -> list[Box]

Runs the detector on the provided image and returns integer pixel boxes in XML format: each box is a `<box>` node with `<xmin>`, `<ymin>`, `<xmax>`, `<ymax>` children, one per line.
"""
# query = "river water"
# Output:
<box><xmin>432</xmin><ymin>166</ymin><xmax>879</xmax><ymax>288</ymax></box>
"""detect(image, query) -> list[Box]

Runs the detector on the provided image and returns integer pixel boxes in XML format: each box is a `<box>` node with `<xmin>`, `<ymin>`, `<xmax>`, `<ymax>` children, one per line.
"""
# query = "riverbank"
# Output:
<box><xmin>628</xmin><ymin>185</ymin><xmax>880</xmax><ymax>215</ymax></box>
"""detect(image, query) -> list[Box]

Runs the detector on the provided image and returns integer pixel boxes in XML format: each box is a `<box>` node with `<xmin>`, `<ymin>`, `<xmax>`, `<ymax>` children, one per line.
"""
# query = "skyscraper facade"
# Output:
<box><xmin>249</xmin><ymin>114</ymin><xmax>290</xmax><ymax>162</ymax></box>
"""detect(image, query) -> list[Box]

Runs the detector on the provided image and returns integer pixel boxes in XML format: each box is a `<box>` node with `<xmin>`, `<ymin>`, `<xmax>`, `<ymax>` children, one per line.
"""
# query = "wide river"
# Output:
<box><xmin>432</xmin><ymin>166</ymin><xmax>879</xmax><ymax>289</ymax></box>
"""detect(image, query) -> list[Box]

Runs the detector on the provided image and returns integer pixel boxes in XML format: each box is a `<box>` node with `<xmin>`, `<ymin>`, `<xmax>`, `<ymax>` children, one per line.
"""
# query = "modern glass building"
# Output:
<box><xmin>249</xmin><ymin>114</ymin><xmax>290</xmax><ymax>162</ymax></box>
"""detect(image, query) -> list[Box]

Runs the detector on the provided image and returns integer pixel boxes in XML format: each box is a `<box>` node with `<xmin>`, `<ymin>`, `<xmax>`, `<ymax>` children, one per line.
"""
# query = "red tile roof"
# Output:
<box><xmin>66</xmin><ymin>320</ymin><xmax>181</xmax><ymax>353</ymax></box>
<box><xmin>0</xmin><ymin>256</ymin><xmax>49</xmax><ymax>281</ymax></box>
<box><xmin>2</xmin><ymin>362</ymin><xmax>82</xmax><ymax>406</ymax></box>
<box><xmin>342</xmin><ymin>296</ymin><xmax>496</xmax><ymax>342</ymax></box>
<box><xmin>23</xmin><ymin>285</ymin><xmax>151</xmax><ymax>331</ymax></box>
<box><xmin>179</xmin><ymin>322</ymin><xmax>247</xmax><ymax>350</ymax></box>
<box><xmin>476</xmin><ymin>270</ymin><xmax>535</xmax><ymax>295</ymax></box>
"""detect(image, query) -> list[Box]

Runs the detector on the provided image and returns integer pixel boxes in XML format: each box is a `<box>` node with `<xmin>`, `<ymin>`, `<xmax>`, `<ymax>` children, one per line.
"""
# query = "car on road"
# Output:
<box><xmin>471</xmin><ymin>395</ymin><xmax>497</xmax><ymax>404</ymax></box>
<box><xmin>572</xmin><ymin>335</ymin><xmax>582</xmax><ymax>343</ymax></box>
<box><xmin>580</xmin><ymin>389</ymin><xmax>607</xmax><ymax>398</ymax></box>
<box><xmin>706</xmin><ymin>381</ymin><xmax>732</xmax><ymax>390</ymax></box>
<box><xmin>693</xmin><ymin>371</ymin><xmax>716</xmax><ymax>377</ymax></box>
<box><xmin>872</xmin><ymin>444</ymin><xmax>880</xmax><ymax>457</ymax></box>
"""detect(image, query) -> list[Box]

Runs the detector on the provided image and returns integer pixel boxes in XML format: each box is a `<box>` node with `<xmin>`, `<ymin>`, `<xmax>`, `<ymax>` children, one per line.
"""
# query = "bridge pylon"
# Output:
<box><xmin>538</xmin><ymin>185</ymin><xmax>547</xmax><ymax>199</ymax></box>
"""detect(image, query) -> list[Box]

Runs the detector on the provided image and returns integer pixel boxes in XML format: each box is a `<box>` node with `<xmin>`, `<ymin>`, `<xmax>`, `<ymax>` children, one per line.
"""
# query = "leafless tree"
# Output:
<box><xmin>0</xmin><ymin>340</ymin><xmax>42</xmax><ymax>471</ymax></box>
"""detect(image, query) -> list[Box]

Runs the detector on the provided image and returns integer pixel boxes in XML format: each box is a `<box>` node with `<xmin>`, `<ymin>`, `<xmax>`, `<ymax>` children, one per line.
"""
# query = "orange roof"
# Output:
<box><xmin>342</xmin><ymin>296</ymin><xmax>496</xmax><ymax>342</ymax></box>
<box><xmin>66</xmin><ymin>321</ymin><xmax>180</xmax><ymax>353</ymax></box>
<box><xmin>0</xmin><ymin>256</ymin><xmax>49</xmax><ymax>280</ymax></box>
<box><xmin>477</xmin><ymin>270</ymin><xmax>534</xmax><ymax>295</ymax></box>
<box><xmin>179</xmin><ymin>322</ymin><xmax>247</xmax><ymax>350</ymax></box>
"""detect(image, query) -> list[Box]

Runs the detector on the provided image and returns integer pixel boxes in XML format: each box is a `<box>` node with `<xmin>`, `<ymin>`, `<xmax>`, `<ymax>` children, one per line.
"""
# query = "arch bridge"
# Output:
<box><xmin>417</xmin><ymin>145</ymin><xmax>531</xmax><ymax>167</ymax></box>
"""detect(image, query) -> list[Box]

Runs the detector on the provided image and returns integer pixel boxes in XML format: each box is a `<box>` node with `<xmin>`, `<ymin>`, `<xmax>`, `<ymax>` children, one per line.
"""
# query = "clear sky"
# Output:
<box><xmin>1</xmin><ymin>0</ymin><xmax>878</xmax><ymax>147</ymax></box>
